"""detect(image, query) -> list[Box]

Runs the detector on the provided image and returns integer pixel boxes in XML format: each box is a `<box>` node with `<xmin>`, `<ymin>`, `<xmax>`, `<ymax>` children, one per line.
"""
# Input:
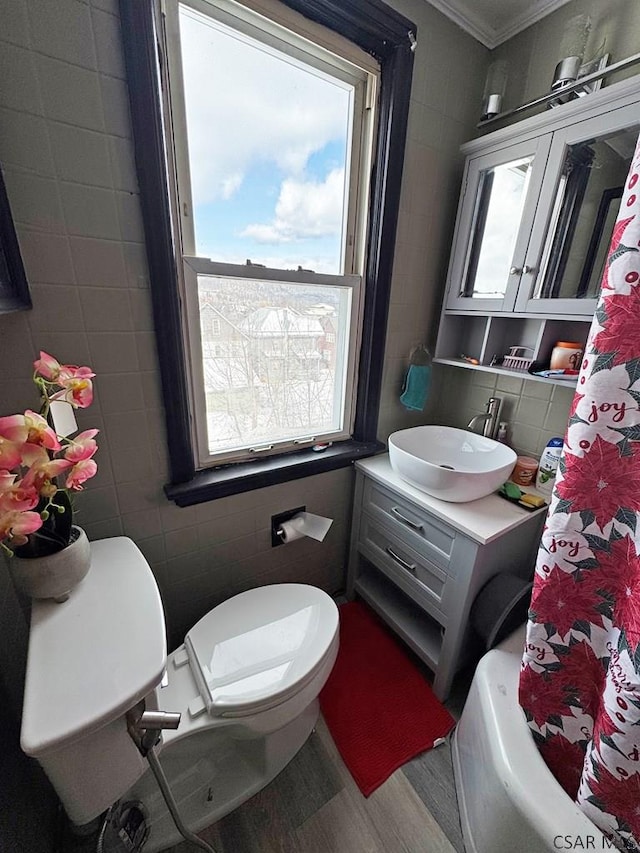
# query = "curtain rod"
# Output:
<box><xmin>478</xmin><ymin>51</ymin><xmax>640</xmax><ymax>128</ymax></box>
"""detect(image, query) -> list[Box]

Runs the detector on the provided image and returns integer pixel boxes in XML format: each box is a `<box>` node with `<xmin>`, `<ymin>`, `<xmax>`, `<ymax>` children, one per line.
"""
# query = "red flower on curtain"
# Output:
<box><xmin>533</xmin><ymin>563</ymin><xmax>604</xmax><ymax>637</ymax></box>
<box><xmin>554</xmin><ymin>434</ymin><xmax>640</xmax><ymax>531</ymax></box>
<box><xmin>540</xmin><ymin>734</ymin><xmax>586</xmax><ymax>799</ymax></box>
<box><xmin>585</xmin><ymin>760</ymin><xmax>640</xmax><ymax>837</ymax></box>
<box><xmin>579</xmin><ymin>536</ymin><xmax>640</xmax><ymax>609</ymax></box>
<box><xmin>593</xmin><ymin>285</ymin><xmax>640</xmax><ymax>365</ymax></box>
<box><xmin>520</xmin><ymin>666</ymin><xmax>573</xmax><ymax>728</ymax></box>
<box><xmin>560</xmin><ymin>640</ymin><xmax>607</xmax><ymax>722</ymax></box>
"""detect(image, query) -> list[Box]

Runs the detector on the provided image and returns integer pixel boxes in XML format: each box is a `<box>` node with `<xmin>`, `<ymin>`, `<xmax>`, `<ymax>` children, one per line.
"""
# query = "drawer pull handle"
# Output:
<box><xmin>386</xmin><ymin>547</ymin><xmax>416</xmax><ymax>573</ymax></box>
<box><xmin>391</xmin><ymin>506</ymin><xmax>423</xmax><ymax>530</ymax></box>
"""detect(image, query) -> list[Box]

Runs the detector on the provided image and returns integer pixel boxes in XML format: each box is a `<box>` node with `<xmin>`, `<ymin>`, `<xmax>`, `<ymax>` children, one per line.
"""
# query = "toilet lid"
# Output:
<box><xmin>185</xmin><ymin>584</ymin><xmax>338</xmax><ymax>717</ymax></box>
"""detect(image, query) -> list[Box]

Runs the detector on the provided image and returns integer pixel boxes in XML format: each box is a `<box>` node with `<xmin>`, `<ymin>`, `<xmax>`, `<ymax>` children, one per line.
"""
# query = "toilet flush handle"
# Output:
<box><xmin>126</xmin><ymin>700</ymin><xmax>182</xmax><ymax>756</ymax></box>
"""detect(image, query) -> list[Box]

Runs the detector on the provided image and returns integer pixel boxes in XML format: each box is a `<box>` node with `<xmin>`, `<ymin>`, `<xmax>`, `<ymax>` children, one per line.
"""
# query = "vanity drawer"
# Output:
<box><xmin>359</xmin><ymin>514</ymin><xmax>447</xmax><ymax>623</ymax></box>
<box><xmin>362</xmin><ymin>479</ymin><xmax>455</xmax><ymax>571</ymax></box>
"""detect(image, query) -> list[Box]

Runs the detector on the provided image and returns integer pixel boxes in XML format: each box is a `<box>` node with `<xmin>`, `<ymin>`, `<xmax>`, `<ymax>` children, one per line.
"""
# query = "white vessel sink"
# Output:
<box><xmin>388</xmin><ymin>426</ymin><xmax>517</xmax><ymax>503</ymax></box>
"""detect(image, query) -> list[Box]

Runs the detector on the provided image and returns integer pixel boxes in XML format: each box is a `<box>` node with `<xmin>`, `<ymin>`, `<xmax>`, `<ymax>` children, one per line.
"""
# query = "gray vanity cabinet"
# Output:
<box><xmin>347</xmin><ymin>457</ymin><xmax>546</xmax><ymax>701</ymax></box>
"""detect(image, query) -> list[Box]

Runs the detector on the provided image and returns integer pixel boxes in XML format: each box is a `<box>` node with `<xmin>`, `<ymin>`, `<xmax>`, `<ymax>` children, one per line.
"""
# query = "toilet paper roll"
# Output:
<box><xmin>279</xmin><ymin>512</ymin><xmax>333</xmax><ymax>543</ymax></box>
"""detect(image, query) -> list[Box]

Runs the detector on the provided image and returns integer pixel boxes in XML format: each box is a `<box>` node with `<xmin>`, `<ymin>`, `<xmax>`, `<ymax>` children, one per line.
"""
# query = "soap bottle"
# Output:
<box><xmin>536</xmin><ymin>437</ymin><xmax>563</xmax><ymax>494</ymax></box>
<box><xmin>497</xmin><ymin>422</ymin><xmax>509</xmax><ymax>443</ymax></box>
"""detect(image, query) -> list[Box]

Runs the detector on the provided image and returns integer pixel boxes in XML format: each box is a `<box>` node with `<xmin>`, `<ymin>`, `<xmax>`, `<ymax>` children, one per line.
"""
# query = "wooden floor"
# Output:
<box><xmin>168</xmin><ymin>713</ymin><xmax>464</xmax><ymax>853</ymax></box>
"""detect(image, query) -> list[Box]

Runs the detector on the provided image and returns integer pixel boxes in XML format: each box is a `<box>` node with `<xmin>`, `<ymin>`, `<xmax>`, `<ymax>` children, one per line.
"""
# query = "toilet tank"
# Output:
<box><xmin>20</xmin><ymin>537</ymin><xmax>167</xmax><ymax>826</ymax></box>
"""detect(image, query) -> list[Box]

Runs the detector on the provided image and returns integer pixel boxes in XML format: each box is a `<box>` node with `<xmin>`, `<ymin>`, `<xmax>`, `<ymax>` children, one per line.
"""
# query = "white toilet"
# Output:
<box><xmin>20</xmin><ymin>537</ymin><xmax>339</xmax><ymax>852</ymax></box>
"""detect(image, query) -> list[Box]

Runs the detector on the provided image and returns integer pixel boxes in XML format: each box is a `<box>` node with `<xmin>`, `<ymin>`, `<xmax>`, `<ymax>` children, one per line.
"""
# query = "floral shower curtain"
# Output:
<box><xmin>519</xmin><ymin>133</ymin><xmax>640</xmax><ymax>851</ymax></box>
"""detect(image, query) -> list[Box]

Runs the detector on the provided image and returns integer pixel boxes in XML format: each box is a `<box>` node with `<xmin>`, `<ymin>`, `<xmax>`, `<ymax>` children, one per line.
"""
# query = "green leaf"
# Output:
<box><xmin>618</xmin><ymin>437</ymin><xmax>634</xmax><ymax>457</ymax></box>
<box><xmin>613</xmin><ymin>424</ymin><xmax>640</xmax><ymax>441</ymax></box>
<box><xmin>634</xmin><ymin>642</ymin><xmax>640</xmax><ymax>675</ymax></box>
<box><xmin>626</xmin><ymin>357</ymin><xmax>640</xmax><ymax>388</ymax></box>
<box><xmin>554</xmin><ymin>498</ymin><xmax>573</xmax><ymax>514</ymax></box>
<box><xmin>572</xmin><ymin>558</ymin><xmax>600</xmax><ymax>570</ymax></box>
<box><xmin>573</xmin><ymin>620</ymin><xmax>592</xmax><ymax>639</ymax></box>
<box><xmin>627</xmin><ymin>388</ymin><xmax>640</xmax><ymax>407</ymax></box>
<box><xmin>595</xmin><ymin>304</ymin><xmax>608</xmax><ymax>325</ymax></box>
<box><xmin>580</xmin><ymin>509</ymin><xmax>596</xmax><ymax>531</ymax></box>
<box><xmin>601</xmin><ymin>734</ymin><xmax>624</xmax><ymax>755</ymax></box>
<box><xmin>549</xmin><ymin>642</ymin><xmax>570</xmax><ymax>657</ymax></box>
<box><xmin>583</xmin><ymin>533</ymin><xmax>611</xmax><ymax>552</ymax></box>
<box><xmin>609</xmin><ymin>525</ymin><xmax>625</xmax><ymax>542</ymax></box>
<box><xmin>610</xmin><ymin>243</ymin><xmax>639</xmax><ymax>265</ymax></box>
<box><xmin>615</xmin><ymin>507</ymin><xmax>637</xmax><ymax>533</ymax></box>
<box><xmin>592</xmin><ymin>352</ymin><xmax>616</xmax><ymax>374</ymax></box>
<box><xmin>547</xmin><ymin>714</ymin><xmax>564</xmax><ymax>729</ymax></box>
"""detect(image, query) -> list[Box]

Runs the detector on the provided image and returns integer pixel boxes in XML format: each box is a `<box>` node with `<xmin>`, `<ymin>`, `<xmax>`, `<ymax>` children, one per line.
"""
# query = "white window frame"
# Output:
<box><xmin>161</xmin><ymin>0</ymin><xmax>378</xmax><ymax>467</ymax></box>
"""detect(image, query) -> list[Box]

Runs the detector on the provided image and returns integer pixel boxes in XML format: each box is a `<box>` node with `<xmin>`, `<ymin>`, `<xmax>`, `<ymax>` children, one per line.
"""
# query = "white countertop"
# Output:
<box><xmin>356</xmin><ymin>455</ymin><xmax>547</xmax><ymax>545</ymax></box>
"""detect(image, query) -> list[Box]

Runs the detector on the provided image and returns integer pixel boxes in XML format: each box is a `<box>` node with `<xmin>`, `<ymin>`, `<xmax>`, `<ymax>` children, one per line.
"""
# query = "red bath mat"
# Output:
<box><xmin>320</xmin><ymin>600</ymin><xmax>455</xmax><ymax>796</ymax></box>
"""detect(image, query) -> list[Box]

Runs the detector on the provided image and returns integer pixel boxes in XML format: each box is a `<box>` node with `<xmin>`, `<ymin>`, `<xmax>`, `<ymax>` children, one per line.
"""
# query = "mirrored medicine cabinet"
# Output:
<box><xmin>436</xmin><ymin>75</ymin><xmax>640</xmax><ymax>385</ymax></box>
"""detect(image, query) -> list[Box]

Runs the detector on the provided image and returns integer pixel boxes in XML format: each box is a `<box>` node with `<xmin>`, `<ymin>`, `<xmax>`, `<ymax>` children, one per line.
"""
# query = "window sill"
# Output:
<box><xmin>164</xmin><ymin>439</ymin><xmax>386</xmax><ymax>506</ymax></box>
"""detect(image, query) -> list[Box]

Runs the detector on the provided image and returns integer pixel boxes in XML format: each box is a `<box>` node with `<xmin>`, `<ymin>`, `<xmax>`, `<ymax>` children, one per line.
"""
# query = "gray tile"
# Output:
<box><xmin>3</xmin><ymin>170</ymin><xmax>64</xmax><ymax>233</ymax></box>
<box><xmin>17</xmin><ymin>230</ymin><xmax>74</xmax><ymax>285</ymax></box>
<box><xmin>59</xmin><ymin>183</ymin><xmax>120</xmax><ymax>239</ymax></box>
<box><xmin>100</xmin><ymin>74</ymin><xmax>132</xmax><ymax>137</ymax></box>
<box><xmin>0</xmin><ymin>43</ymin><xmax>43</xmax><ymax>115</ymax></box>
<box><xmin>92</xmin><ymin>7</ymin><xmax>126</xmax><ymax>79</ymax></box>
<box><xmin>80</xmin><ymin>287</ymin><xmax>133</xmax><ymax>331</ymax></box>
<box><xmin>27</xmin><ymin>0</ymin><xmax>98</xmax><ymax>70</ymax></box>
<box><xmin>70</xmin><ymin>236</ymin><xmax>127</xmax><ymax>287</ymax></box>
<box><xmin>38</xmin><ymin>55</ymin><xmax>103</xmax><ymax>131</ymax></box>
<box><xmin>27</xmin><ymin>285</ymin><xmax>84</xmax><ymax>332</ymax></box>
<box><xmin>49</xmin><ymin>122</ymin><xmax>113</xmax><ymax>187</ymax></box>
<box><xmin>0</xmin><ymin>108</ymin><xmax>55</xmax><ymax>175</ymax></box>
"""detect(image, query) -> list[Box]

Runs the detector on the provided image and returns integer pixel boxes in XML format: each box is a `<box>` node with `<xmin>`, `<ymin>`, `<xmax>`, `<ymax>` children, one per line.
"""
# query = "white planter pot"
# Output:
<box><xmin>8</xmin><ymin>526</ymin><xmax>91</xmax><ymax>603</ymax></box>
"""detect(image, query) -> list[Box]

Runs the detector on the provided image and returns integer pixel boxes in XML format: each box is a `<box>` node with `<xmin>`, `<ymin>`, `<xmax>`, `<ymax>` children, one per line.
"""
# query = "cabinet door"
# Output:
<box><xmin>445</xmin><ymin>135</ymin><xmax>552</xmax><ymax>312</ymax></box>
<box><xmin>515</xmin><ymin>103</ymin><xmax>640</xmax><ymax>315</ymax></box>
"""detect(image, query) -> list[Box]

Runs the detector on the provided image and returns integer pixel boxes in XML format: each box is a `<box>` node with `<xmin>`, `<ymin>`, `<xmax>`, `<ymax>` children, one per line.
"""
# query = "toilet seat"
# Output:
<box><xmin>185</xmin><ymin>584</ymin><xmax>339</xmax><ymax>718</ymax></box>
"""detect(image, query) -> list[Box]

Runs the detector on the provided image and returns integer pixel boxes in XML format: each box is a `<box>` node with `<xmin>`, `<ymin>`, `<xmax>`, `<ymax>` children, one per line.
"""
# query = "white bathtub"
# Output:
<box><xmin>452</xmin><ymin>632</ymin><xmax>607</xmax><ymax>853</ymax></box>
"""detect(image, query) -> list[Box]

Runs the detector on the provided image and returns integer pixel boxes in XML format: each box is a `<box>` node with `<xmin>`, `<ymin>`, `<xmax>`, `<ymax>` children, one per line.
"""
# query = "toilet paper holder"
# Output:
<box><xmin>271</xmin><ymin>506</ymin><xmax>306</xmax><ymax>547</ymax></box>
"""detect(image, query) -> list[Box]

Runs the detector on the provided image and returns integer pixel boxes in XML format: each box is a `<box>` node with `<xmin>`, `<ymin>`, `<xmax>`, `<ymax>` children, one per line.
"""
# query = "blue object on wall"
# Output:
<box><xmin>400</xmin><ymin>364</ymin><xmax>432</xmax><ymax>411</ymax></box>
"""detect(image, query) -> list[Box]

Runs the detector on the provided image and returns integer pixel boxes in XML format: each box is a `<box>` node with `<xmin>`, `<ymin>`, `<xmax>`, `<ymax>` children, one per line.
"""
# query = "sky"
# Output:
<box><xmin>179</xmin><ymin>5</ymin><xmax>355</xmax><ymax>274</ymax></box>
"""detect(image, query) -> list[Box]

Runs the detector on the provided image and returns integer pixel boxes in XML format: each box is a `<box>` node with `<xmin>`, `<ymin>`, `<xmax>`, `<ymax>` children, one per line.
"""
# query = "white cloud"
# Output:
<box><xmin>241</xmin><ymin>168</ymin><xmax>345</xmax><ymax>243</ymax></box>
<box><xmin>179</xmin><ymin>7</ymin><xmax>350</xmax><ymax>206</ymax></box>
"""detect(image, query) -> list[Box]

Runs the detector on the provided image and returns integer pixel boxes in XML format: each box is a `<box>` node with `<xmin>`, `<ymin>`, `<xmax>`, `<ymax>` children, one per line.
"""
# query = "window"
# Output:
<box><xmin>120</xmin><ymin>0</ymin><xmax>415</xmax><ymax>502</ymax></box>
<box><xmin>164</xmin><ymin>0</ymin><xmax>376</xmax><ymax>466</ymax></box>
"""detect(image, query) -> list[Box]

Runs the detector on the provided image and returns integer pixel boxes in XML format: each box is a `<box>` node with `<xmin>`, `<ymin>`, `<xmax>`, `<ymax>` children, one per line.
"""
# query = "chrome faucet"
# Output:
<box><xmin>467</xmin><ymin>397</ymin><xmax>502</xmax><ymax>439</ymax></box>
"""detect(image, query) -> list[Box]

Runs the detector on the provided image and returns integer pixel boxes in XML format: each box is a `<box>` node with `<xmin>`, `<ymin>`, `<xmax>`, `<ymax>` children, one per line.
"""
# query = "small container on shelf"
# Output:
<box><xmin>550</xmin><ymin>341</ymin><xmax>583</xmax><ymax>371</ymax></box>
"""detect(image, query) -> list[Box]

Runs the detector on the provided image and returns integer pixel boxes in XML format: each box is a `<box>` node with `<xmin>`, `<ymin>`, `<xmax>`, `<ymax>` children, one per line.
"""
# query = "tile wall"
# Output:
<box><xmin>434</xmin><ymin>365</ymin><xmax>576</xmax><ymax>459</ymax></box>
<box><xmin>0</xmin><ymin>0</ymin><xmax>488</xmax><ymax>662</ymax></box>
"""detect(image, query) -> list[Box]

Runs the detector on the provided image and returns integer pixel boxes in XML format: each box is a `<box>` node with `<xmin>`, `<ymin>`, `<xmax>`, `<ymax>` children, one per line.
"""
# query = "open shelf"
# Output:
<box><xmin>354</xmin><ymin>565</ymin><xmax>443</xmax><ymax>672</ymax></box>
<box><xmin>433</xmin><ymin>357</ymin><xmax>579</xmax><ymax>388</ymax></box>
<box><xmin>435</xmin><ymin>312</ymin><xmax>589</xmax><ymax>387</ymax></box>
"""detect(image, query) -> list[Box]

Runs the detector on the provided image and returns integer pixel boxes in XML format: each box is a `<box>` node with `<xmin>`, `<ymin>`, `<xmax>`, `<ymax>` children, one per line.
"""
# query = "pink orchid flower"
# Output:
<box><xmin>21</xmin><ymin>447</ymin><xmax>72</xmax><ymax>497</ymax></box>
<box><xmin>0</xmin><ymin>416</ymin><xmax>29</xmax><ymax>470</ymax></box>
<box><xmin>20</xmin><ymin>410</ymin><xmax>61</xmax><ymax>451</ymax></box>
<box><xmin>34</xmin><ymin>352</ymin><xmax>96</xmax><ymax>409</ymax></box>
<box><xmin>65</xmin><ymin>458</ymin><xmax>98</xmax><ymax>491</ymax></box>
<box><xmin>0</xmin><ymin>509</ymin><xmax>43</xmax><ymax>547</ymax></box>
<box><xmin>50</xmin><ymin>376</ymin><xmax>94</xmax><ymax>408</ymax></box>
<box><xmin>64</xmin><ymin>429</ymin><xmax>99</xmax><ymax>463</ymax></box>
<box><xmin>33</xmin><ymin>351</ymin><xmax>63</xmax><ymax>381</ymax></box>
<box><xmin>0</xmin><ymin>474</ymin><xmax>40</xmax><ymax>514</ymax></box>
